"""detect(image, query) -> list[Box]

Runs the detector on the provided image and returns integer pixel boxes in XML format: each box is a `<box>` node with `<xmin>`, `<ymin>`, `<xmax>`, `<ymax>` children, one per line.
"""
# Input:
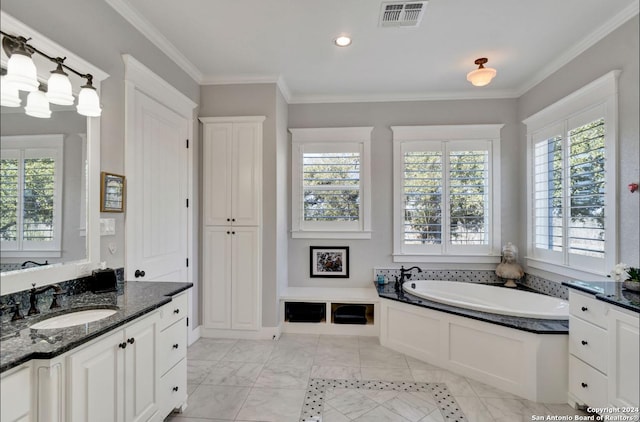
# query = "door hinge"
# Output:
<box><xmin>186</xmin><ymin>258</ymin><xmax>189</xmax><ymax>267</ymax></box>
<box><xmin>186</xmin><ymin>198</ymin><xmax>189</xmax><ymax>208</ymax></box>
<box><xmin>186</xmin><ymin>139</ymin><xmax>189</xmax><ymax>148</ymax></box>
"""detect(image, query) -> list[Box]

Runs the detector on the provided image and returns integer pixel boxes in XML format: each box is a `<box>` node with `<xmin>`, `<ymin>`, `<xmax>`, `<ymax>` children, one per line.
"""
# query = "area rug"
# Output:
<box><xmin>300</xmin><ymin>378</ymin><xmax>467</xmax><ymax>421</ymax></box>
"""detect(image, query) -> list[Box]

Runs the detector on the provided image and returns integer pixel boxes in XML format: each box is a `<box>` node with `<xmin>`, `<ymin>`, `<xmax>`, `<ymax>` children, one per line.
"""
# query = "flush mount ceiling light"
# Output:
<box><xmin>466</xmin><ymin>57</ymin><xmax>497</xmax><ymax>87</ymax></box>
<box><xmin>1</xmin><ymin>30</ymin><xmax>101</xmax><ymax>117</ymax></box>
<box><xmin>334</xmin><ymin>35</ymin><xmax>352</xmax><ymax>47</ymax></box>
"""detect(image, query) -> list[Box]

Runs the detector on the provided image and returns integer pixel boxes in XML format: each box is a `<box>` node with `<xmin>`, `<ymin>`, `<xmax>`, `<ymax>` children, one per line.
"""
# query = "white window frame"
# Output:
<box><xmin>290</xmin><ymin>127</ymin><xmax>372</xmax><ymax>239</ymax></box>
<box><xmin>524</xmin><ymin>71</ymin><xmax>619</xmax><ymax>279</ymax></box>
<box><xmin>392</xmin><ymin>124</ymin><xmax>503</xmax><ymax>263</ymax></box>
<box><xmin>1</xmin><ymin>135</ymin><xmax>64</xmax><ymax>257</ymax></box>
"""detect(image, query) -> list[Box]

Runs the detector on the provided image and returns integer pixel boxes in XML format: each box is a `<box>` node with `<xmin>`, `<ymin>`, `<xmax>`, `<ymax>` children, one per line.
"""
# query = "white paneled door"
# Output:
<box><xmin>126</xmin><ymin>89</ymin><xmax>189</xmax><ymax>283</ymax></box>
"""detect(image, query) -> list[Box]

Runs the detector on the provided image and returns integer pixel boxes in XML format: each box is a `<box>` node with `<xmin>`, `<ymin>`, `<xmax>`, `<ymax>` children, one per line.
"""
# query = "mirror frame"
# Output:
<box><xmin>0</xmin><ymin>11</ymin><xmax>109</xmax><ymax>295</ymax></box>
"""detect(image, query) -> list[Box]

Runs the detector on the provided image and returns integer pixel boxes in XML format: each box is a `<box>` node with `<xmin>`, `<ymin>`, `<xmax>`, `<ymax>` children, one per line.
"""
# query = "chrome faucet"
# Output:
<box><xmin>28</xmin><ymin>283</ymin><xmax>65</xmax><ymax>315</ymax></box>
<box><xmin>395</xmin><ymin>266</ymin><xmax>423</xmax><ymax>292</ymax></box>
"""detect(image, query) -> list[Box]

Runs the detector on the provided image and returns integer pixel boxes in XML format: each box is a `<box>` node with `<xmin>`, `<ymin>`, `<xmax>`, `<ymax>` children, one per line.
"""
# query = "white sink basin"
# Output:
<box><xmin>30</xmin><ymin>309</ymin><xmax>117</xmax><ymax>330</ymax></box>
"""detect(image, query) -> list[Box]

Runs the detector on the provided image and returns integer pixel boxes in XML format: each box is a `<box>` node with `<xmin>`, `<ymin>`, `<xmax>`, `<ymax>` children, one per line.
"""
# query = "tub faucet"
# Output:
<box><xmin>395</xmin><ymin>266</ymin><xmax>423</xmax><ymax>292</ymax></box>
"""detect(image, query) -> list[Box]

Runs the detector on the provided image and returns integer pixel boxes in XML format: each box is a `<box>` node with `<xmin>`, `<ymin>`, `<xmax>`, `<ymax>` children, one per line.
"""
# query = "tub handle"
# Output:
<box><xmin>581</xmin><ymin>306</ymin><xmax>588</xmax><ymax>312</ymax></box>
<box><xmin>581</xmin><ymin>382</ymin><xmax>588</xmax><ymax>388</ymax></box>
<box><xmin>581</xmin><ymin>340</ymin><xmax>588</xmax><ymax>345</ymax></box>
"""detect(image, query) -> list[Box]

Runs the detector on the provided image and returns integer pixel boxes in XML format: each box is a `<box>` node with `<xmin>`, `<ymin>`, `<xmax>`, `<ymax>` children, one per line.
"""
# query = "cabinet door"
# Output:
<box><xmin>231</xmin><ymin>226</ymin><xmax>260</xmax><ymax>330</ymax></box>
<box><xmin>203</xmin><ymin>226</ymin><xmax>233</xmax><ymax>329</ymax></box>
<box><xmin>231</xmin><ymin>122</ymin><xmax>262</xmax><ymax>226</ymax></box>
<box><xmin>0</xmin><ymin>365</ymin><xmax>31</xmax><ymax>422</ymax></box>
<box><xmin>124</xmin><ymin>313</ymin><xmax>160</xmax><ymax>422</ymax></box>
<box><xmin>68</xmin><ymin>330</ymin><xmax>124</xmax><ymax>422</ymax></box>
<box><xmin>203</xmin><ymin>123</ymin><xmax>233</xmax><ymax>226</ymax></box>
<box><xmin>608</xmin><ymin>308</ymin><xmax>640</xmax><ymax>407</ymax></box>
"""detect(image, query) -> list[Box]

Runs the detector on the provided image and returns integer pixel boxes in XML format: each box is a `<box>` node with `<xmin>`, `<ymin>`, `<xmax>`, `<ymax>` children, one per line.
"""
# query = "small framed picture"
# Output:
<box><xmin>310</xmin><ymin>246</ymin><xmax>350</xmax><ymax>278</ymax></box>
<box><xmin>100</xmin><ymin>172</ymin><xmax>125</xmax><ymax>212</ymax></box>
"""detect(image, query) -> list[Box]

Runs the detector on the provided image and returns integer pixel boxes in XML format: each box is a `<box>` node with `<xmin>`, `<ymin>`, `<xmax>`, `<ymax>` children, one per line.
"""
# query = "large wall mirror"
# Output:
<box><xmin>0</xmin><ymin>11</ymin><xmax>108</xmax><ymax>295</ymax></box>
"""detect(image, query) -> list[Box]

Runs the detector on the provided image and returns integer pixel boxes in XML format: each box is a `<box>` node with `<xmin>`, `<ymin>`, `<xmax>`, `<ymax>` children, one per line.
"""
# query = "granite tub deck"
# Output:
<box><xmin>562</xmin><ymin>280</ymin><xmax>640</xmax><ymax>313</ymax></box>
<box><xmin>376</xmin><ymin>282</ymin><xmax>569</xmax><ymax>334</ymax></box>
<box><xmin>0</xmin><ymin>281</ymin><xmax>192</xmax><ymax>372</ymax></box>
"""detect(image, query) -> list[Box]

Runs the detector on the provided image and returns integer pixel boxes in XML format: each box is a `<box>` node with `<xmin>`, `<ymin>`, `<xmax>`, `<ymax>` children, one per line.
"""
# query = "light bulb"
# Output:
<box><xmin>46</xmin><ymin>64</ymin><xmax>74</xmax><ymax>105</ymax></box>
<box><xmin>76</xmin><ymin>84</ymin><xmax>101</xmax><ymax>117</ymax></box>
<box><xmin>1</xmin><ymin>75</ymin><xmax>22</xmax><ymax>107</ymax></box>
<box><xmin>25</xmin><ymin>87</ymin><xmax>52</xmax><ymax>118</ymax></box>
<box><xmin>6</xmin><ymin>52</ymin><xmax>39</xmax><ymax>92</ymax></box>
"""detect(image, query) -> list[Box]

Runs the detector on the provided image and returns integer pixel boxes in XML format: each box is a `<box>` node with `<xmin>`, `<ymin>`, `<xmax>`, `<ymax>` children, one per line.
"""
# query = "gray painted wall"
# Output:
<box><xmin>287</xmin><ymin>99</ymin><xmax>520</xmax><ymax>287</ymax></box>
<box><xmin>518</xmin><ymin>15</ymin><xmax>639</xmax><ymax>278</ymax></box>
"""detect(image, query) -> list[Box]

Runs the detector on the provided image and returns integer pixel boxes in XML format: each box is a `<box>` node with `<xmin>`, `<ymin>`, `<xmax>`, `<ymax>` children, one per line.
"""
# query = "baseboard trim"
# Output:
<box><xmin>199</xmin><ymin>325</ymin><xmax>282</xmax><ymax>340</ymax></box>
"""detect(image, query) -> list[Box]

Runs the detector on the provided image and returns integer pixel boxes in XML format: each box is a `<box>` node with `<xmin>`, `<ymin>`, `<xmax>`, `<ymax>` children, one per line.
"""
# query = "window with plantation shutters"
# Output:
<box><xmin>525</xmin><ymin>71</ymin><xmax>618</xmax><ymax>278</ymax></box>
<box><xmin>393</xmin><ymin>125</ymin><xmax>502</xmax><ymax>263</ymax></box>
<box><xmin>1</xmin><ymin>135</ymin><xmax>63</xmax><ymax>255</ymax></box>
<box><xmin>291</xmin><ymin>127</ymin><xmax>372</xmax><ymax>239</ymax></box>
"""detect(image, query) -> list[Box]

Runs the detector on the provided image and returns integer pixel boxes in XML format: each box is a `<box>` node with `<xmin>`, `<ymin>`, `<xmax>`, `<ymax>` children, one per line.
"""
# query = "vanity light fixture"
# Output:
<box><xmin>466</xmin><ymin>57</ymin><xmax>497</xmax><ymax>87</ymax></box>
<box><xmin>1</xmin><ymin>30</ymin><xmax>102</xmax><ymax>117</ymax></box>
<box><xmin>334</xmin><ymin>35</ymin><xmax>352</xmax><ymax>47</ymax></box>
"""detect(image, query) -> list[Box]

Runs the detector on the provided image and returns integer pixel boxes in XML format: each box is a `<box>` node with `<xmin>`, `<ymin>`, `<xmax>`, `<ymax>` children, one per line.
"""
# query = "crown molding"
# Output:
<box><xmin>287</xmin><ymin>88</ymin><xmax>520</xmax><ymax>104</ymax></box>
<box><xmin>515</xmin><ymin>0</ymin><xmax>639</xmax><ymax>97</ymax></box>
<box><xmin>105</xmin><ymin>0</ymin><xmax>203</xmax><ymax>83</ymax></box>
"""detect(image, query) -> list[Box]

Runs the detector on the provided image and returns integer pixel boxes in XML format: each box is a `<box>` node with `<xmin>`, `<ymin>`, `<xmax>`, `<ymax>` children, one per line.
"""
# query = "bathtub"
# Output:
<box><xmin>403</xmin><ymin>280</ymin><xmax>569</xmax><ymax>320</ymax></box>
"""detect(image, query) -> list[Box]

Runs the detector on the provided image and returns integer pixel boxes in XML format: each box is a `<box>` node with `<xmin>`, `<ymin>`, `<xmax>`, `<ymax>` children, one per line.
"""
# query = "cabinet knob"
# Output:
<box><xmin>172</xmin><ymin>386</ymin><xmax>179</xmax><ymax>392</ymax></box>
<box><xmin>581</xmin><ymin>306</ymin><xmax>588</xmax><ymax>312</ymax></box>
<box><xmin>232</xmin><ymin>218</ymin><xmax>235</xmax><ymax>222</ymax></box>
<box><xmin>227</xmin><ymin>218</ymin><xmax>231</xmax><ymax>222</ymax></box>
<box><xmin>581</xmin><ymin>340</ymin><xmax>588</xmax><ymax>345</ymax></box>
<box><xmin>226</xmin><ymin>231</ymin><xmax>231</xmax><ymax>235</ymax></box>
<box><xmin>581</xmin><ymin>382</ymin><xmax>588</xmax><ymax>388</ymax></box>
<box><xmin>119</xmin><ymin>342</ymin><xmax>127</xmax><ymax>349</ymax></box>
<box><xmin>173</xmin><ymin>343</ymin><xmax>179</xmax><ymax>349</ymax></box>
<box><xmin>232</xmin><ymin>231</ymin><xmax>236</xmax><ymax>235</ymax></box>
<box><xmin>173</xmin><ymin>308</ymin><xmax>180</xmax><ymax>314</ymax></box>
<box><xmin>127</xmin><ymin>337</ymin><xmax>135</xmax><ymax>344</ymax></box>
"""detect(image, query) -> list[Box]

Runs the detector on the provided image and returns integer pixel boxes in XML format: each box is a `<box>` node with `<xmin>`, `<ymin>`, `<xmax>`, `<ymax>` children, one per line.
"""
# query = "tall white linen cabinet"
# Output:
<box><xmin>200</xmin><ymin>116</ymin><xmax>265</xmax><ymax>335</ymax></box>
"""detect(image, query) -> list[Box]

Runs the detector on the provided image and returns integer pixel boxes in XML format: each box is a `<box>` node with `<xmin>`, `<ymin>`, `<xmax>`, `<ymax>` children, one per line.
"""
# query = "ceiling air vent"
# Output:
<box><xmin>379</xmin><ymin>1</ymin><xmax>427</xmax><ymax>27</ymax></box>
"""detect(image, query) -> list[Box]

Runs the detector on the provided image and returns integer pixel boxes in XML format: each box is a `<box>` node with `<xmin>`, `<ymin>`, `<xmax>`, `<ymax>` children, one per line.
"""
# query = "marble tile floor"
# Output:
<box><xmin>165</xmin><ymin>334</ymin><xmax>588</xmax><ymax>422</ymax></box>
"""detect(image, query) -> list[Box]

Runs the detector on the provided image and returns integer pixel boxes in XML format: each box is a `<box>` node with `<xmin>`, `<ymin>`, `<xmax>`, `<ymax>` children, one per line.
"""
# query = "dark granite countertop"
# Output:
<box><xmin>562</xmin><ymin>281</ymin><xmax>640</xmax><ymax>313</ymax></box>
<box><xmin>375</xmin><ymin>282</ymin><xmax>569</xmax><ymax>335</ymax></box>
<box><xmin>0</xmin><ymin>281</ymin><xmax>192</xmax><ymax>373</ymax></box>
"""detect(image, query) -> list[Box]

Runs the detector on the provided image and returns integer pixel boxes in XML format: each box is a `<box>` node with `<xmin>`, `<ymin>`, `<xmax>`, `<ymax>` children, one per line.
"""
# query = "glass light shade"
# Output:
<box><xmin>1</xmin><ymin>75</ymin><xmax>22</xmax><ymax>107</ymax></box>
<box><xmin>24</xmin><ymin>89</ymin><xmax>52</xmax><ymax>118</ymax></box>
<box><xmin>466</xmin><ymin>67</ymin><xmax>497</xmax><ymax>87</ymax></box>
<box><xmin>6</xmin><ymin>52</ymin><xmax>39</xmax><ymax>92</ymax></box>
<box><xmin>46</xmin><ymin>72</ymin><xmax>74</xmax><ymax>105</ymax></box>
<box><xmin>76</xmin><ymin>86</ymin><xmax>102</xmax><ymax>117</ymax></box>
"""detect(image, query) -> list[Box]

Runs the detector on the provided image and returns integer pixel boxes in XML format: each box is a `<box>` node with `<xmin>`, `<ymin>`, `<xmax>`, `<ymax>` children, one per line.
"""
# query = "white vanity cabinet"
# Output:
<box><xmin>67</xmin><ymin>311</ymin><xmax>159</xmax><ymax>422</ymax></box>
<box><xmin>157</xmin><ymin>292</ymin><xmax>188</xmax><ymax>417</ymax></box>
<box><xmin>0</xmin><ymin>364</ymin><xmax>32</xmax><ymax>422</ymax></box>
<box><xmin>568</xmin><ymin>290</ymin><xmax>640</xmax><ymax>410</ymax></box>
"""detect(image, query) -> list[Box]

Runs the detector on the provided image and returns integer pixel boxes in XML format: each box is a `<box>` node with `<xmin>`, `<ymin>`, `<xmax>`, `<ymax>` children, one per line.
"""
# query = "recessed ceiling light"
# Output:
<box><xmin>334</xmin><ymin>35</ymin><xmax>352</xmax><ymax>47</ymax></box>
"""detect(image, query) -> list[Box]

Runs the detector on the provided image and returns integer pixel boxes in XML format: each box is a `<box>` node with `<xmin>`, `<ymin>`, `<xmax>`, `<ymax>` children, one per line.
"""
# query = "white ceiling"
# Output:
<box><xmin>107</xmin><ymin>0</ymin><xmax>638</xmax><ymax>103</ymax></box>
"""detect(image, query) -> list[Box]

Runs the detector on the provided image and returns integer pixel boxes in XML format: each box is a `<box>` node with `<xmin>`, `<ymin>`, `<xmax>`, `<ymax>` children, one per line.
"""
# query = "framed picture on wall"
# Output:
<box><xmin>310</xmin><ymin>246</ymin><xmax>350</xmax><ymax>278</ymax></box>
<box><xmin>100</xmin><ymin>172</ymin><xmax>125</xmax><ymax>212</ymax></box>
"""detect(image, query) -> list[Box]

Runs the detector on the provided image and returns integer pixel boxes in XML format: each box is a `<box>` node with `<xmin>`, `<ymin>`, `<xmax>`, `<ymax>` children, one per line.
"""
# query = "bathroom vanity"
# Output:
<box><xmin>563</xmin><ymin>281</ymin><xmax>639</xmax><ymax>412</ymax></box>
<box><xmin>0</xmin><ymin>281</ymin><xmax>192</xmax><ymax>422</ymax></box>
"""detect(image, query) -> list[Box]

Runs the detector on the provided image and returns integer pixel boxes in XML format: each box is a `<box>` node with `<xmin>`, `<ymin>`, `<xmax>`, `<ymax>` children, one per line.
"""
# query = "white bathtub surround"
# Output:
<box><xmin>403</xmin><ymin>280</ymin><xmax>569</xmax><ymax>320</ymax></box>
<box><xmin>379</xmin><ymin>298</ymin><xmax>569</xmax><ymax>403</ymax></box>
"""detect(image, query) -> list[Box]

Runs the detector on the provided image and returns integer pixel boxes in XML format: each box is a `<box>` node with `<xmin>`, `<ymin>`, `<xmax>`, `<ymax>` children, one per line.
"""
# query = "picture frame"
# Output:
<box><xmin>310</xmin><ymin>246</ymin><xmax>350</xmax><ymax>278</ymax></box>
<box><xmin>100</xmin><ymin>172</ymin><xmax>126</xmax><ymax>212</ymax></box>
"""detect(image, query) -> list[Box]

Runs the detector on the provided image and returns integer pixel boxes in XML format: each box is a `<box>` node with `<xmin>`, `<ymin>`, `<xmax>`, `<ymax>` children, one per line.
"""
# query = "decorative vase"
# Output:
<box><xmin>622</xmin><ymin>280</ymin><xmax>640</xmax><ymax>292</ymax></box>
